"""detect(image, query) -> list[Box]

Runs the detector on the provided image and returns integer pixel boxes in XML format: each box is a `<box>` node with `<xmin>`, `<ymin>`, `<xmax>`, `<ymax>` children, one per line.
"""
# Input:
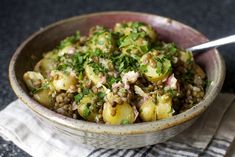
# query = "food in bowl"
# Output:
<box><xmin>23</xmin><ymin>22</ymin><xmax>206</xmax><ymax>124</ymax></box>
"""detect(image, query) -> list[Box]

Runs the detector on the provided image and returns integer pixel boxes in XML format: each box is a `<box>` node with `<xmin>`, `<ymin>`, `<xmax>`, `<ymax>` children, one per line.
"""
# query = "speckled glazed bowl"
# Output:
<box><xmin>9</xmin><ymin>12</ymin><xmax>225</xmax><ymax>149</ymax></box>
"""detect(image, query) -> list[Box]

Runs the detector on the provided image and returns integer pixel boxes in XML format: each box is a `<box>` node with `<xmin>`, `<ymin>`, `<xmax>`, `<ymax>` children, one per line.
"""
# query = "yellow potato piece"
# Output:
<box><xmin>144</xmin><ymin>65</ymin><xmax>169</xmax><ymax>83</ymax></box>
<box><xmin>88</xmin><ymin>27</ymin><xmax>115</xmax><ymax>54</ymax></box>
<box><xmin>140</xmin><ymin>52</ymin><xmax>172</xmax><ymax>83</ymax></box>
<box><xmin>114</xmin><ymin>22</ymin><xmax>157</xmax><ymax>42</ymax></box>
<box><xmin>34</xmin><ymin>58</ymin><xmax>57</xmax><ymax>78</ymax></box>
<box><xmin>156</xmin><ymin>94</ymin><xmax>173</xmax><ymax>119</ymax></box>
<box><xmin>77</xmin><ymin>94</ymin><xmax>99</xmax><ymax>122</ymax></box>
<box><xmin>103</xmin><ymin>102</ymin><xmax>135</xmax><ymax>125</ymax></box>
<box><xmin>23</xmin><ymin>71</ymin><xmax>53</xmax><ymax>108</ymax></box>
<box><xmin>84</xmin><ymin>65</ymin><xmax>103</xmax><ymax>85</ymax></box>
<box><xmin>51</xmin><ymin>71</ymin><xmax>77</xmax><ymax>91</ymax></box>
<box><xmin>33</xmin><ymin>89</ymin><xmax>52</xmax><ymax>108</ymax></box>
<box><xmin>139</xmin><ymin>98</ymin><xmax>157</xmax><ymax>122</ymax></box>
<box><xmin>140</xmin><ymin>94</ymin><xmax>173</xmax><ymax>121</ymax></box>
<box><xmin>179</xmin><ymin>51</ymin><xmax>193</xmax><ymax>63</ymax></box>
<box><xmin>23</xmin><ymin>71</ymin><xmax>44</xmax><ymax>90</ymax></box>
<box><xmin>139</xmin><ymin>25</ymin><xmax>157</xmax><ymax>42</ymax></box>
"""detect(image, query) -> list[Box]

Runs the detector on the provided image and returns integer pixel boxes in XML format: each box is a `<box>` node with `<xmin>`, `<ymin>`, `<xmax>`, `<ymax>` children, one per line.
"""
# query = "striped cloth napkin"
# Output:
<box><xmin>0</xmin><ymin>93</ymin><xmax>235</xmax><ymax>157</ymax></box>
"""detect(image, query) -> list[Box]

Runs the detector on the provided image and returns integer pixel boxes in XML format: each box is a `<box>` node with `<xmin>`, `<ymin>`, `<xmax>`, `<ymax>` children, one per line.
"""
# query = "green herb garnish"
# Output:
<box><xmin>88</xmin><ymin>61</ymin><xmax>108</xmax><ymax>74</ymax></box>
<box><xmin>140</xmin><ymin>64</ymin><xmax>148</xmax><ymax>73</ymax></box>
<box><xmin>107</xmin><ymin>76</ymin><xmax>120</xmax><ymax>88</ymax></box>
<box><xmin>83</xmin><ymin>104</ymin><xmax>91</xmax><ymax>119</ymax></box>
<box><xmin>97</xmin><ymin>92</ymin><xmax>106</xmax><ymax>100</ymax></box>
<box><xmin>58</xmin><ymin>31</ymin><xmax>80</xmax><ymax>49</ymax></box>
<box><xmin>72</xmin><ymin>52</ymin><xmax>88</xmax><ymax>73</ymax></box>
<box><xmin>74</xmin><ymin>93</ymin><xmax>84</xmax><ymax>102</ymax></box>
<box><xmin>112</xmin><ymin>54</ymin><xmax>139</xmax><ymax>73</ymax></box>
<box><xmin>74</xmin><ymin>88</ymin><xmax>92</xmax><ymax>103</ymax></box>
<box><xmin>83</xmin><ymin>88</ymin><xmax>91</xmax><ymax>95</ymax></box>
<box><xmin>121</xmin><ymin>119</ymin><xmax>129</xmax><ymax>125</ymax></box>
<box><xmin>156</xmin><ymin>62</ymin><xmax>163</xmax><ymax>74</ymax></box>
<box><xmin>32</xmin><ymin>82</ymin><xmax>49</xmax><ymax>94</ymax></box>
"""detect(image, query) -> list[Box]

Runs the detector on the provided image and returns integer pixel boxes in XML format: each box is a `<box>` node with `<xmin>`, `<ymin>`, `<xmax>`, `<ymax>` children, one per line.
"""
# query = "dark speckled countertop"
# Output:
<box><xmin>0</xmin><ymin>0</ymin><xmax>235</xmax><ymax>156</ymax></box>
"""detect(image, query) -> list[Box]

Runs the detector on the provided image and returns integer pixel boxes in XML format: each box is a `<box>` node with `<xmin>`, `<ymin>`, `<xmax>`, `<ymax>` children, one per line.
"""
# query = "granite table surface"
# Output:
<box><xmin>1</xmin><ymin>0</ymin><xmax>235</xmax><ymax>156</ymax></box>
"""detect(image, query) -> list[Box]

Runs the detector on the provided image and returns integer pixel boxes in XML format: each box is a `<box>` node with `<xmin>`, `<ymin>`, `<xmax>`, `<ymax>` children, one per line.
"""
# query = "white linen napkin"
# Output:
<box><xmin>0</xmin><ymin>93</ymin><xmax>235</xmax><ymax>157</ymax></box>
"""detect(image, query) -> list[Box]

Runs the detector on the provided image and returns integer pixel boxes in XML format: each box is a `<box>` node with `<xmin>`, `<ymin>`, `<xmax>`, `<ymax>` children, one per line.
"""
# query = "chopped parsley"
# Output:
<box><xmin>119</xmin><ymin>32</ymin><xmax>149</xmax><ymax>52</ymax></box>
<box><xmin>139</xmin><ymin>64</ymin><xmax>148</xmax><ymax>73</ymax></box>
<box><xmin>56</xmin><ymin>55</ymin><xmax>73</xmax><ymax>72</ymax></box>
<box><xmin>32</xmin><ymin>82</ymin><xmax>49</xmax><ymax>94</ymax></box>
<box><xmin>83</xmin><ymin>88</ymin><xmax>91</xmax><ymax>95</ymax></box>
<box><xmin>83</xmin><ymin>104</ymin><xmax>91</xmax><ymax>119</ymax></box>
<box><xmin>154</xmin><ymin>43</ymin><xmax>178</xmax><ymax>61</ymax></box>
<box><xmin>74</xmin><ymin>88</ymin><xmax>92</xmax><ymax>103</ymax></box>
<box><xmin>72</xmin><ymin>52</ymin><xmax>88</xmax><ymax>73</ymax></box>
<box><xmin>131</xmin><ymin>22</ymin><xmax>144</xmax><ymax>29</ymax></box>
<box><xmin>74</xmin><ymin>93</ymin><xmax>84</xmax><ymax>102</ymax></box>
<box><xmin>140</xmin><ymin>45</ymin><xmax>149</xmax><ymax>53</ymax></box>
<box><xmin>107</xmin><ymin>76</ymin><xmax>120</xmax><ymax>88</ymax></box>
<box><xmin>57</xmin><ymin>63</ymin><xmax>69</xmax><ymax>71</ymax></box>
<box><xmin>121</xmin><ymin>119</ymin><xmax>129</xmax><ymax>125</ymax></box>
<box><xmin>165</xmin><ymin>89</ymin><xmax>178</xmax><ymax>97</ymax></box>
<box><xmin>153</xmin><ymin>57</ymin><xmax>172</xmax><ymax>75</ymax></box>
<box><xmin>58</xmin><ymin>31</ymin><xmax>80</xmax><ymax>49</ymax></box>
<box><xmin>186</xmin><ymin>52</ymin><xmax>194</xmax><ymax>65</ymax></box>
<box><xmin>156</xmin><ymin>62</ymin><xmax>163</xmax><ymax>74</ymax></box>
<box><xmin>97</xmin><ymin>92</ymin><xmax>106</xmax><ymax>101</ymax></box>
<box><xmin>89</xmin><ymin>49</ymin><xmax>107</xmax><ymax>58</ymax></box>
<box><xmin>112</xmin><ymin>54</ymin><xmax>139</xmax><ymax>73</ymax></box>
<box><xmin>88</xmin><ymin>61</ymin><xmax>108</xmax><ymax>74</ymax></box>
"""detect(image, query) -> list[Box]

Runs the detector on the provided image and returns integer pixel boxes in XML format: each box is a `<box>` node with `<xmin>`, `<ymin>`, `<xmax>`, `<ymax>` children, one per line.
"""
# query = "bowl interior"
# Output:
<box><xmin>10</xmin><ymin>12</ymin><xmax>224</xmax><ymax>134</ymax></box>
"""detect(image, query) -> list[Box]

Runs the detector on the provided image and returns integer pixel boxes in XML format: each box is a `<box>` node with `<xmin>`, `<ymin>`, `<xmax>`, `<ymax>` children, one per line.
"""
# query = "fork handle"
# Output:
<box><xmin>187</xmin><ymin>35</ymin><xmax>235</xmax><ymax>52</ymax></box>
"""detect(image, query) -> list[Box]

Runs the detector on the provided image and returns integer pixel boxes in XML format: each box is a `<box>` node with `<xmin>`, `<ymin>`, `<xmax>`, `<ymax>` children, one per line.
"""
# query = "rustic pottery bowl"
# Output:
<box><xmin>9</xmin><ymin>11</ymin><xmax>225</xmax><ymax>149</ymax></box>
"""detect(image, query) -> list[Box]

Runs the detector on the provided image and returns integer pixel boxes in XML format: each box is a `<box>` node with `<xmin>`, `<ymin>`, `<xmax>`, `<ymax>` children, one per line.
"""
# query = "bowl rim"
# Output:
<box><xmin>9</xmin><ymin>11</ymin><xmax>225</xmax><ymax>135</ymax></box>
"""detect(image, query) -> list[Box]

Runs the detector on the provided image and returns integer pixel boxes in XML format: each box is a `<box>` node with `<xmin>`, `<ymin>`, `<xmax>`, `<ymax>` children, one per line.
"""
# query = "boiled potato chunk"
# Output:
<box><xmin>139</xmin><ymin>24</ymin><xmax>157</xmax><ymax>42</ymax></box>
<box><xmin>115</xmin><ymin>22</ymin><xmax>157</xmax><ymax>57</ymax></box>
<box><xmin>156</xmin><ymin>94</ymin><xmax>173</xmax><ymax>119</ymax></box>
<box><xmin>34</xmin><ymin>58</ymin><xmax>57</xmax><ymax>78</ymax></box>
<box><xmin>23</xmin><ymin>71</ymin><xmax>53</xmax><ymax>108</ymax></box>
<box><xmin>103</xmin><ymin>102</ymin><xmax>135</xmax><ymax>124</ymax></box>
<box><xmin>139</xmin><ymin>98</ymin><xmax>157</xmax><ymax>122</ymax></box>
<box><xmin>77</xmin><ymin>94</ymin><xmax>99</xmax><ymax>122</ymax></box>
<box><xmin>84</xmin><ymin>64</ymin><xmax>104</xmax><ymax>86</ymax></box>
<box><xmin>43</xmin><ymin>50</ymin><xmax>58</xmax><ymax>59</ymax></box>
<box><xmin>120</xmin><ymin>36</ymin><xmax>150</xmax><ymax>57</ymax></box>
<box><xmin>23</xmin><ymin>71</ymin><xmax>45</xmax><ymax>91</ymax></box>
<box><xmin>51</xmin><ymin>71</ymin><xmax>77</xmax><ymax>91</ymax></box>
<box><xmin>114</xmin><ymin>23</ymin><xmax>132</xmax><ymax>36</ymax></box>
<box><xmin>179</xmin><ymin>51</ymin><xmax>193</xmax><ymax>64</ymax></box>
<box><xmin>140</xmin><ymin>94</ymin><xmax>173</xmax><ymax>121</ymax></box>
<box><xmin>140</xmin><ymin>52</ymin><xmax>172</xmax><ymax>83</ymax></box>
<box><xmin>114</xmin><ymin>22</ymin><xmax>157</xmax><ymax>42</ymax></box>
<box><xmin>58</xmin><ymin>46</ymin><xmax>76</xmax><ymax>56</ymax></box>
<box><xmin>87</xmin><ymin>26</ymin><xmax>115</xmax><ymax>54</ymax></box>
<box><xmin>33</xmin><ymin>88</ymin><xmax>53</xmax><ymax>108</ymax></box>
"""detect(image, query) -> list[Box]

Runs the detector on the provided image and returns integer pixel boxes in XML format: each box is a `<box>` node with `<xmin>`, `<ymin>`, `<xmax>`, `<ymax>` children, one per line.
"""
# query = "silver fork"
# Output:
<box><xmin>187</xmin><ymin>35</ymin><xmax>235</xmax><ymax>52</ymax></box>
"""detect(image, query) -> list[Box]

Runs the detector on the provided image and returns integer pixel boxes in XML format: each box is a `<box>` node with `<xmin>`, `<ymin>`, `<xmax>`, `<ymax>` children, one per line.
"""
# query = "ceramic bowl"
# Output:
<box><xmin>9</xmin><ymin>11</ymin><xmax>225</xmax><ymax>149</ymax></box>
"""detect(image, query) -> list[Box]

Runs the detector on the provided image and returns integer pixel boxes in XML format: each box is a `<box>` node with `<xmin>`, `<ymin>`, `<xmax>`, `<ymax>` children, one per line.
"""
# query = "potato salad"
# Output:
<box><xmin>23</xmin><ymin>22</ymin><xmax>206</xmax><ymax>124</ymax></box>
